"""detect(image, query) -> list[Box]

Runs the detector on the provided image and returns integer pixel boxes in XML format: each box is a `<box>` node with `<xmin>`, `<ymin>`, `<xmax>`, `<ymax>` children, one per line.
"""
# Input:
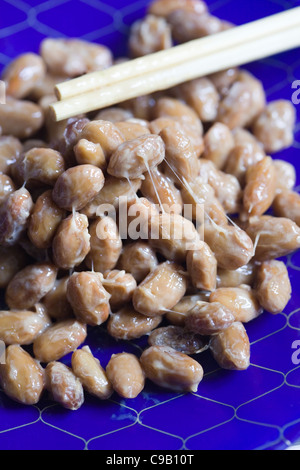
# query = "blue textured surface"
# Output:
<box><xmin>1</xmin><ymin>0</ymin><xmax>300</xmax><ymax>451</ymax></box>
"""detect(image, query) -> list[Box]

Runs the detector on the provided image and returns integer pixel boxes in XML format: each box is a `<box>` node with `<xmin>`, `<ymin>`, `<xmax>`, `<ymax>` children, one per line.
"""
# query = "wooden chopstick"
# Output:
<box><xmin>51</xmin><ymin>8</ymin><xmax>300</xmax><ymax>122</ymax></box>
<box><xmin>55</xmin><ymin>7</ymin><xmax>300</xmax><ymax>101</ymax></box>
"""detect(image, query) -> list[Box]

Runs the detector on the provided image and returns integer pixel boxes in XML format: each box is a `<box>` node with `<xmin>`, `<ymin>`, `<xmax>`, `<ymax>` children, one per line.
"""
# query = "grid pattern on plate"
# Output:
<box><xmin>0</xmin><ymin>0</ymin><xmax>300</xmax><ymax>451</ymax></box>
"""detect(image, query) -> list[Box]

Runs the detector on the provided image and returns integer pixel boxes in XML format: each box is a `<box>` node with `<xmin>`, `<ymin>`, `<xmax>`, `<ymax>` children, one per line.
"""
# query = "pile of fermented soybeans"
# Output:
<box><xmin>0</xmin><ymin>0</ymin><xmax>299</xmax><ymax>410</ymax></box>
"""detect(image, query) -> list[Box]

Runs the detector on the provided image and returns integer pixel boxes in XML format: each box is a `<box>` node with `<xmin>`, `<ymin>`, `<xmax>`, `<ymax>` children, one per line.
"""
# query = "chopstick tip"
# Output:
<box><xmin>54</xmin><ymin>84</ymin><xmax>62</xmax><ymax>101</ymax></box>
<box><xmin>49</xmin><ymin>102</ymin><xmax>61</xmax><ymax>122</ymax></box>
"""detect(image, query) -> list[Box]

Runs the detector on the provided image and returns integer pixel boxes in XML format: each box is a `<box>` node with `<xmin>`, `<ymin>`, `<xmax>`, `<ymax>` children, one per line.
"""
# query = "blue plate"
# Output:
<box><xmin>0</xmin><ymin>0</ymin><xmax>300</xmax><ymax>451</ymax></box>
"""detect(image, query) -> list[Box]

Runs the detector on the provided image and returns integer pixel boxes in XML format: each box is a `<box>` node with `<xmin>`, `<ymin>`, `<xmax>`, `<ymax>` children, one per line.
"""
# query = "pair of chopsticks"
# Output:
<box><xmin>51</xmin><ymin>7</ymin><xmax>300</xmax><ymax>122</ymax></box>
